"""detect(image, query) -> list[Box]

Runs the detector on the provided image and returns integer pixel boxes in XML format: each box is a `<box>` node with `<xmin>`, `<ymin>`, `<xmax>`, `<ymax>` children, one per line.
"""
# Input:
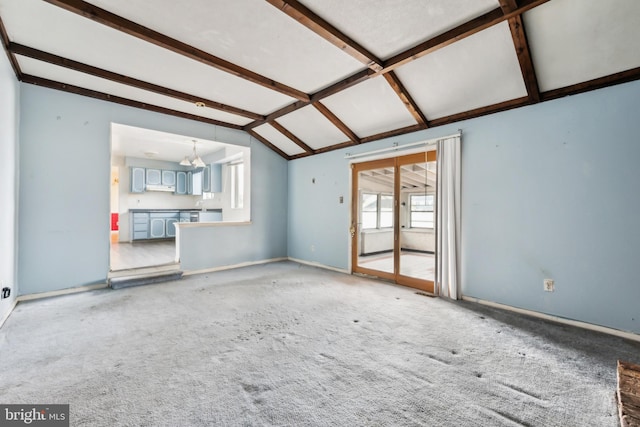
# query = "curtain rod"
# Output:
<box><xmin>344</xmin><ymin>130</ymin><xmax>461</xmax><ymax>160</ymax></box>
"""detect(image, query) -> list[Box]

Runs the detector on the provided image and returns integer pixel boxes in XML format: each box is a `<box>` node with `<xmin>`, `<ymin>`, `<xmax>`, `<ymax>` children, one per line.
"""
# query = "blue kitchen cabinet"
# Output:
<box><xmin>187</xmin><ymin>171</ymin><xmax>193</xmax><ymax>195</ymax></box>
<box><xmin>166</xmin><ymin>218</ymin><xmax>178</xmax><ymax>237</ymax></box>
<box><xmin>132</xmin><ymin>212</ymin><xmax>150</xmax><ymax>239</ymax></box>
<box><xmin>146</xmin><ymin>169</ymin><xmax>162</xmax><ymax>186</ymax></box>
<box><xmin>130</xmin><ymin>167</ymin><xmax>146</xmax><ymax>193</ymax></box>
<box><xmin>149</xmin><ymin>217</ymin><xmax>166</xmax><ymax>238</ymax></box>
<box><xmin>162</xmin><ymin>170</ymin><xmax>176</xmax><ymax>186</ymax></box>
<box><xmin>176</xmin><ymin>171</ymin><xmax>187</xmax><ymax>195</ymax></box>
<box><xmin>192</xmin><ymin>171</ymin><xmax>203</xmax><ymax>196</ymax></box>
<box><xmin>148</xmin><ymin>212</ymin><xmax>180</xmax><ymax>239</ymax></box>
<box><xmin>202</xmin><ymin>165</ymin><xmax>211</xmax><ymax>192</ymax></box>
<box><xmin>211</xmin><ymin>164</ymin><xmax>222</xmax><ymax>193</ymax></box>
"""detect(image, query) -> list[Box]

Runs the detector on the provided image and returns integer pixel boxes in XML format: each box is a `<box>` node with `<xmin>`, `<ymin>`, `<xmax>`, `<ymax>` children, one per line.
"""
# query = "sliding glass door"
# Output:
<box><xmin>351</xmin><ymin>151</ymin><xmax>436</xmax><ymax>292</ymax></box>
<box><xmin>352</xmin><ymin>158</ymin><xmax>396</xmax><ymax>281</ymax></box>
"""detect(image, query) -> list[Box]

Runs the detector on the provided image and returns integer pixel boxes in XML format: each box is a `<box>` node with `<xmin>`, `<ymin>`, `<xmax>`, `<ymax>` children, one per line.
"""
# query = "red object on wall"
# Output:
<box><xmin>111</xmin><ymin>213</ymin><xmax>119</xmax><ymax>231</ymax></box>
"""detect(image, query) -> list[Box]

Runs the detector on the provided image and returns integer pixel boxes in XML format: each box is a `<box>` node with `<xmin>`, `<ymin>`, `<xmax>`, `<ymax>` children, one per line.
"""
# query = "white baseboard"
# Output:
<box><xmin>182</xmin><ymin>257</ymin><xmax>289</xmax><ymax>276</ymax></box>
<box><xmin>287</xmin><ymin>257</ymin><xmax>350</xmax><ymax>274</ymax></box>
<box><xmin>0</xmin><ymin>299</ymin><xmax>19</xmax><ymax>329</ymax></box>
<box><xmin>17</xmin><ymin>283</ymin><xmax>109</xmax><ymax>303</ymax></box>
<box><xmin>462</xmin><ymin>295</ymin><xmax>640</xmax><ymax>343</ymax></box>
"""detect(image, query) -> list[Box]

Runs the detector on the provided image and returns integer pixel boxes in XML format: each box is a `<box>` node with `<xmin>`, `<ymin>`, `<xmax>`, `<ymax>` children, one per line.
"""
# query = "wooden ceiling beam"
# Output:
<box><xmin>499</xmin><ymin>0</ymin><xmax>541</xmax><ymax>103</ymax></box>
<box><xmin>307</xmin><ymin>141</ymin><xmax>354</xmax><ymax>156</ymax></box>
<box><xmin>0</xmin><ymin>15</ymin><xmax>21</xmax><ymax>78</ymax></box>
<box><xmin>246</xmin><ymin>69</ymin><xmax>375</xmax><ymax>130</ymax></box>
<box><xmin>271</xmin><ymin>120</ymin><xmax>315</xmax><ymax>153</ymax></box>
<box><xmin>541</xmin><ymin>66</ymin><xmax>640</xmax><ymax>102</ymax></box>
<box><xmin>287</xmin><ymin>66</ymin><xmax>640</xmax><ymax>159</ymax></box>
<box><xmin>266</xmin><ymin>0</ymin><xmax>383</xmax><ymax>71</ymax></box>
<box><xmin>246</xmin><ymin>129</ymin><xmax>291</xmax><ymax>160</ymax></box>
<box><xmin>9</xmin><ymin>43</ymin><xmax>263</xmax><ymax>121</ymax></box>
<box><xmin>43</xmin><ymin>0</ymin><xmax>310</xmax><ymax>102</ymax></box>
<box><xmin>383</xmin><ymin>71</ymin><xmax>429</xmax><ymax>127</ymax></box>
<box><xmin>360</xmin><ymin>123</ymin><xmax>426</xmax><ymax>144</ymax></box>
<box><xmin>313</xmin><ymin>102</ymin><xmax>361</xmax><ymax>145</ymax></box>
<box><xmin>383</xmin><ymin>0</ymin><xmax>550</xmax><ymax>73</ymax></box>
<box><xmin>21</xmin><ymin>74</ymin><xmax>244</xmax><ymax>129</ymax></box>
<box><xmin>245</xmin><ymin>1</ymin><xmax>549</xmax><ymax>132</ymax></box>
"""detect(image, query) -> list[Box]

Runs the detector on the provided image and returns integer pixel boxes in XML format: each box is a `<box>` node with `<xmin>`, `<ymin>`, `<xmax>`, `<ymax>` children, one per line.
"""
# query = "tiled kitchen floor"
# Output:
<box><xmin>110</xmin><ymin>240</ymin><xmax>177</xmax><ymax>271</ymax></box>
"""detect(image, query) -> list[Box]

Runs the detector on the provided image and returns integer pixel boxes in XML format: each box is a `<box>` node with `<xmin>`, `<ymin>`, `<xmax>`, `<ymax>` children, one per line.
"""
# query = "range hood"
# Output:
<box><xmin>146</xmin><ymin>184</ymin><xmax>175</xmax><ymax>192</ymax></box>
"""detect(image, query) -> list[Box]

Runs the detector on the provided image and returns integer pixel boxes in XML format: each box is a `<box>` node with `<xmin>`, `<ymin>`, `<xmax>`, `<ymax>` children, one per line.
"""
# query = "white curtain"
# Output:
<box><xmin>436</xmin><ymin>135</ymin><xmax>461</xmax><ymax>299</ymax></box>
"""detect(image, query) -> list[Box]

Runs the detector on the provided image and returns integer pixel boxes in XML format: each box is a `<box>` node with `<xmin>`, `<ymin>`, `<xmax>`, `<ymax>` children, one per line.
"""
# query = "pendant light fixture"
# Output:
<box><xmin>180</xmin><ymin>140</ymin><xmax>206</xmax><ymax>169</ymax></box>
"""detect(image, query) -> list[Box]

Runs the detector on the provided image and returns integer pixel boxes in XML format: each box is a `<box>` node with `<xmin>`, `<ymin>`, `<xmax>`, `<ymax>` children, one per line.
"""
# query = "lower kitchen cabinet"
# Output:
<box><xmin>166</xmin><ymin>219</ymin><xmax>178</xmax><ymax>237</ymax></box>
<box><xmin>149</xmin><ymin>217</ymin><xmax>166</xmax><ymax>238</ymax></box>
<box><xmin>132</xmin><ymin>211</ymin><xmax>180</xmax><ymax>240</ymax></box>
<box><xmin>132</xmin><ymin>212</ymin><xmax>150</xmax><ymax>240</ymax></box>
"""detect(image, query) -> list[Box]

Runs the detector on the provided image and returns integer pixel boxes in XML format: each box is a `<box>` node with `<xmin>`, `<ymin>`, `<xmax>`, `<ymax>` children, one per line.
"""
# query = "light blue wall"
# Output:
<box><xmin>0</xmin><ymin>53</ymin><xmax>19</xmax><ymax>322</ymax></box>
<box><xmin>18</xmin><ymin>84</ymin><xmax>287</xmax><ymax>294</ymax></box>
<box><xmin>288</xmin><ymin>80</ymin><xmax>640</xmax><ymax>334</ymax></box>
<box><xmin>288</xmin><ymin>148</ymin><xmax>352</xmax><ymax>268</ymax></box>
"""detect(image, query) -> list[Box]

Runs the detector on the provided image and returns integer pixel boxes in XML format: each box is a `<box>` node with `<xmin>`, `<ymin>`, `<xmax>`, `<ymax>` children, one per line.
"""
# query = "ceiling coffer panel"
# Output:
<box><xmin>277</xmin><ymin>105</ymin><xmax>348</xmax><ymax>150</ymax></box>
<box><xmin>524</xmin><ymin>0</ymin><xmax>640</xmax><ymax>92</ymax></box>
<box><xmin>17</xmin><ymin>55</ymin><xmax>252</xmax><ymax>126</ymax></box>
<box><xmin>395</xmin><ymin>22</ymin><xmax>527</xmax><ymax>120</ymax></box>
<box><xmin>84</xmin><ymin>0</ymin><xmax>366</xmax><ymax>94</ymax></box>
<box><xmin>253</xmin><ymin>123</ymin><xmax>306</xmax><ymax>157</ymax></box>
<box><xmin>0</xmin><ymin>0</ymin><xmax>295</xmax><ymax>115</ymax></box>
<box><xmin>298</xmin><ymin>0</ymin><xmax>499</xmax><ymax>60</ymax></box>
<box><xmin>321</xmin><ymin>75</ymin><xmax>418</xmax><ymax>138</ymax></box>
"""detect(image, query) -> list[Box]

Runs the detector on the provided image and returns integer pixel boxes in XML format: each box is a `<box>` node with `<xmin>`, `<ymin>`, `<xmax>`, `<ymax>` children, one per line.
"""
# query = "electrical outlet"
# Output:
<box><xmin>1</xmin><ymin>287</ymin><xmax>10</xmax><ymax>299</ymax></box>
<box><xmin>543</xmin><ymin>279</ymin><xmax>554</xmax><ymax>292</ymax></box>
<box><xmin>310</xmin><ymin>245</ymin><xmax>315</xmax><ymax>252</ymax></box>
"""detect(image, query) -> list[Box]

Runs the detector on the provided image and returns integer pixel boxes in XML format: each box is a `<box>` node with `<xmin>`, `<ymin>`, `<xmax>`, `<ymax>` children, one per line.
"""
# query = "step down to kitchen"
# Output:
<box><xmin>109</xmin><ymin>270</ymin><xmax>183</xmax><ymax>290</ymax></box>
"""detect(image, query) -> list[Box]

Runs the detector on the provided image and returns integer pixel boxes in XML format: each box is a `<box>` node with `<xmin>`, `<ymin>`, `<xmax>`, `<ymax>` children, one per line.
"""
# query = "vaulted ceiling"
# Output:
<box><xmin>1</xmin><ymin>0</ymin><xmax>639</xmax><ymax>160</ymax></box>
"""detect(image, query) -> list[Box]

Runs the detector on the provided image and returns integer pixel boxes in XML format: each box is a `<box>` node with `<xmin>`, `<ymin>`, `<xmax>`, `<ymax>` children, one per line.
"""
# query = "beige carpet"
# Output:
<box><xmin>1</xmin><ymin>261</ymin><xmax>639</xmax><ymax>426</ymax></box>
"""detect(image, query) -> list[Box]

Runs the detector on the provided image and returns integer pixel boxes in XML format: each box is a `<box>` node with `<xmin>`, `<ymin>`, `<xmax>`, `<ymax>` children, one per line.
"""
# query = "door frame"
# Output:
<box><xmin>351</xmin><ymin>151</ymin><xmax>437</xmax><ymax>292</ymax></box>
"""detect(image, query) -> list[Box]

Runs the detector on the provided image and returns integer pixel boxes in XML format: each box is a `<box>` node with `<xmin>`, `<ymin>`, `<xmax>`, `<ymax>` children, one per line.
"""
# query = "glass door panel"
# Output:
<box><xmin>352</xmin><ymin>159</ymin><xmax>395</xmax><ymax>280</ymax></box>
<box><xmin>398</xmin><ymin>154</ymin><xmax>436</xmax><ymax>291</ymax></box>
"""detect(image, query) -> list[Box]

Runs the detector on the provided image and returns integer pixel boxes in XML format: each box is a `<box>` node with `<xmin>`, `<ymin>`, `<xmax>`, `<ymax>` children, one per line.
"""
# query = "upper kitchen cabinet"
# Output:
<box><xmin>201</xmin><ymin>164</ymin><xmax>221</xmax><ymax>193</ymax></box>
<box><xmin>192</xmin><ymin>170</ymin><xmax>203</xmax><ymax>196</ymax></box>
<box><xmin>146</xmin><ymin>169</ymin><xmax>162</xmax><ymax>186</ymax></box>
<box><xmin>130</xmin><ymin>167</ymin><xmax>145</xmax><ymax>193</ymax></box>
<box><xmin>162</xmin><ymin>170</ymin><xmax>176</xmax><ymax>186</ymax></box>
<box><xmin>176</xmin><ymin>171</ymin><xmax>187</xmax><ymax>195</ymax></box>
<box><xmin>211</xmin><ymin>164</ymin><xmax>222</xmax><ymax>193</ymax></box>
<box><xmin>202</xmin><ymin>165</ymin><xmax>211</xmax><ymax>193</ymax></box>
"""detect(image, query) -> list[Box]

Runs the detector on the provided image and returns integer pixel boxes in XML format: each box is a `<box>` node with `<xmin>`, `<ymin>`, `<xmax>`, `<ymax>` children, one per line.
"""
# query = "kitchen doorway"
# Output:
<box><xmin>109</xmin><ymin>163</ymin><xmax>178</xmax><ymax>274</ymax></box>
<box><xmin>108</xmin><ymin>123</ymin><xmax>252</xmax><ymax>276</ymax></box>
<box><xmin>351</xmin><ymin>151</ymin><xmax>436</xmax><ymax>292</ymax></box>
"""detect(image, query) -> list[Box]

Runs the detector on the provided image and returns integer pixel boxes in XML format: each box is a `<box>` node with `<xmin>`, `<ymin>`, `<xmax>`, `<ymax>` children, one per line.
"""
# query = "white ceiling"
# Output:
<box><xmin>299</xmin><ymin>0</ymin><xmax>498</xmax><ymax>60</ymax></box>
<box><xmin>524</xmin><ymin>0</ymin><xmax>640</xmax><ymax>91</ymax></box>
<box><xmin>253</xmin><ymin>123</ymin><xmax>306</xmax><ymax>157</ymax></box>
<box><xmin>322</xmin><ymin>75</ymin><xmax>418</xmax><ymax>138</ymax></box>
<box><xmin>1</xmin><ymin>0</ymin><xmax>638</xmax><ymax>159</ymax></box>
<box><xmin>111</xmin><ymin>123</ymin><xmax>227</xmax><ymax>163</ymax></box>
<box><xmin>395</xmin><ymin>22</ymin><xmax>528</xmax><ymax>119</ymax></box>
